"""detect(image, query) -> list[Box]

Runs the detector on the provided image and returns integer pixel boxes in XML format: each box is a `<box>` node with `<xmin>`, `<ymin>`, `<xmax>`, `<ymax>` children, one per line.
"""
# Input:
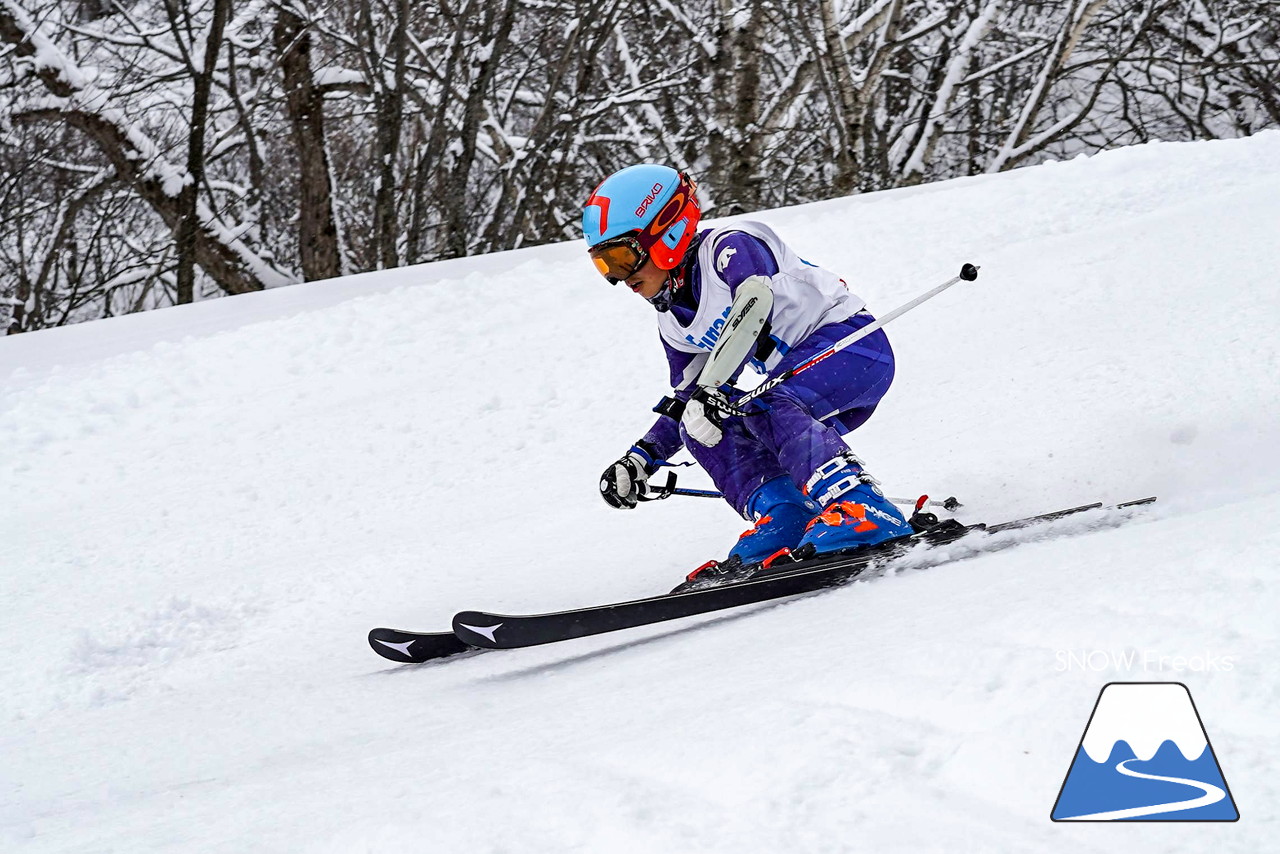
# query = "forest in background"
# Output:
<box><xmin>2</xmin><ymin>0</ymin><xmax>1277</xmax><ymax>333</ymax></box>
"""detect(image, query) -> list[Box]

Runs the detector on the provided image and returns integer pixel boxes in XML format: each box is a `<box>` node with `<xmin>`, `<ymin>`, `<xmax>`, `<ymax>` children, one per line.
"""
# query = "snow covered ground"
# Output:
<box><xmin>3</xmin><ymin>133</ymin><xmax>1279</xmax><ymax>852</ymax></box>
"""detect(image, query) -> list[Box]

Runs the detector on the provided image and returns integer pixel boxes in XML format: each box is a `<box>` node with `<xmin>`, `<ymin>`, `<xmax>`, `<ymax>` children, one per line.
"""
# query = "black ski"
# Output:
<box><xmin>450</xmin><ymin>496</ymin><xmax>1157</xmax><ymax>652</ymax></box>
<box><xmin>367</xmin><ymin>627</ymin><xmax>475</xmax><ymax>663</ymax></box>
<box><xmin>369</xmin><ymin>497</ymin><xmax>1155</xmax><ymax>663</ymax></box>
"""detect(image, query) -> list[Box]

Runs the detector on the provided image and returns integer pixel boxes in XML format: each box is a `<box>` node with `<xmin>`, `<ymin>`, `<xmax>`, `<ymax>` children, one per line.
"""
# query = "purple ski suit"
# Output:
<box><xmin>634</xmin><ymin>228</ymin><xmax>896</xmax><ymax>518</ymax></box>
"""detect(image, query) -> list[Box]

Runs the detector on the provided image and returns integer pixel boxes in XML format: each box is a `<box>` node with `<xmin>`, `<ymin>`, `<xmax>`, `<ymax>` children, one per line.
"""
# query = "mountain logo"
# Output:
<box><xmin>1051</xmin><ymin>682</ymin><xmax>1239</xmax><ymax>822</ymax></box>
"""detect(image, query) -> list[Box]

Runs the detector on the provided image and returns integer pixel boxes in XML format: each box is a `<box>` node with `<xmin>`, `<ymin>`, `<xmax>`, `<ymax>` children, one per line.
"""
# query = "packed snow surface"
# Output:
<box><xmin>3</xmin><ymin>134</ymin><xmax>1279</xmax><ymax>852</ymax></box>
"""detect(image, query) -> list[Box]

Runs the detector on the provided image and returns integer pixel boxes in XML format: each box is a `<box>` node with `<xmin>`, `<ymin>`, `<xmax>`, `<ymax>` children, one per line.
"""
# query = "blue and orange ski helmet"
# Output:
<box><xmin>582</xmin><ymin>164</ymin><xmax>701</xmax><ymax>282</ymax></box>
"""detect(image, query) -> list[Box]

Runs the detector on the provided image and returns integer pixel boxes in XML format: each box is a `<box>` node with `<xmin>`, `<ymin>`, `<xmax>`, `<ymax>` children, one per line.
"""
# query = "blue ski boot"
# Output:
<box><xmin>677</xmin><ymin>476</ymin><xmax>817</xmax><ymax>591</ymax></box>
<box><xmin>728</xmin><ymin>476</ymin><xmax>818</xmax><ymax>566</ymax></box>
<box><xmin>796</xmin><ymin>453</ymin><xmax>913</xmax><ymax>557</ymax></box>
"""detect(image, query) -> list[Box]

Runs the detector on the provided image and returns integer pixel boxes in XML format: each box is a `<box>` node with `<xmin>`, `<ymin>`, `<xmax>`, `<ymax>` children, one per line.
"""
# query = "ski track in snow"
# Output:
<box><xmin>2</xmin><ymin>133</ymin><xmax>1279</xmax><ymax>852</ymax></box>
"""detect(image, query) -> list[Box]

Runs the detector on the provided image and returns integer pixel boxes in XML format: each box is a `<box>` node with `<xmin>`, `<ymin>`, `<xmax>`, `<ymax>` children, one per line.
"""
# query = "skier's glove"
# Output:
<box><xmin>681</xmin><ymin>387</ymin><xmax>750</xmax><ymax>448</ymax></box>
<box><xmin>600</xmin><ymin>447</ymin><xmax>658</xmax><ymax>509</ymax></box>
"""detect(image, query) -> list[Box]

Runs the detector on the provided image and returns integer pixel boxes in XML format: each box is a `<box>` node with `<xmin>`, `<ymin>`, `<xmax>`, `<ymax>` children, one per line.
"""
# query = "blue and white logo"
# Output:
<box><xmin>1052</xmin><ymin>682</ymin><xmax>1238</xmax><ymax>821</ymax></box>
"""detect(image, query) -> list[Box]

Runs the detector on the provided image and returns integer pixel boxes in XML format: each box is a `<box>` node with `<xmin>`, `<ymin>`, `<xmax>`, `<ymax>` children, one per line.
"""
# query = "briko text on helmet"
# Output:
<box><xmin>635</xmin><ymin>183</ymin><xmax>665</xmax><ymax>217</ymax></box>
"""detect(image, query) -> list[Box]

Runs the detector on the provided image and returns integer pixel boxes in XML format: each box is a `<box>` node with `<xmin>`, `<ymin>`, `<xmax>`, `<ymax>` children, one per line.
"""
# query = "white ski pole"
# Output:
<box><xmin>735</xmin><ymin>263</ymin><xmax>979</xmax><ymax>406</ymax></box>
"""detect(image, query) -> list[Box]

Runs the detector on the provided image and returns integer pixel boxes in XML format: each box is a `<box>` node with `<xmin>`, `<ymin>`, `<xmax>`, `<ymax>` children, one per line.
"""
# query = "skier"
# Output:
<box><xmin>585</xmin><ymin>163</ymin><xmax>915</xmax><ymax>578</ymax></box>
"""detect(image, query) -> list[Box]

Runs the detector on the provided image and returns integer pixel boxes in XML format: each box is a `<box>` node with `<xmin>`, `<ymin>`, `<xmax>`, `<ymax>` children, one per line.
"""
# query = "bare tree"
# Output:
<box><xmin>2</xmin><ymin>0</ymin><xmax>291</xmax><ymax>324</ymax></box>
<box><xmin>3</xmin><ymin>0</ymin><xmax>1277</xmax><ymax>333</ymax></box>
<box><xmin>274</xmin><ymin>1</ymin><xmax>342</xmax><ymax>281</ymax></box>
<box><xmin>163</xmin><ymin>0</ymin><xmax>234</xmax><ymax>303</ymax></box>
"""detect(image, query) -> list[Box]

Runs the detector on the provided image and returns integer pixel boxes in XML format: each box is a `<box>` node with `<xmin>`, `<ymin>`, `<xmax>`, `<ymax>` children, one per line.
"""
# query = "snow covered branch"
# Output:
<box><xmin>2</xmin><ymin>0</ymin><xmax>1277</xmax><ymax>332</ymax></box>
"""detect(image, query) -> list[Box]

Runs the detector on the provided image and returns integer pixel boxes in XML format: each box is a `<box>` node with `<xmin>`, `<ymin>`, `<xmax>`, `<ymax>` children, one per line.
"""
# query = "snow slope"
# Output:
<box><xmin>3</xmin><ymin>134</ymin><xmax>1279</xmax><ymax>852</ymax></box>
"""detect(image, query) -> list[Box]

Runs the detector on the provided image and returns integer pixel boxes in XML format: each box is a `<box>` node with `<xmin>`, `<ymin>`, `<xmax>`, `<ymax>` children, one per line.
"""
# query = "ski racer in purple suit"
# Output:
<box><xmin>585</xmin><ymin>164</ymin><xmax>913</xmax><ymax>577</ymax></box>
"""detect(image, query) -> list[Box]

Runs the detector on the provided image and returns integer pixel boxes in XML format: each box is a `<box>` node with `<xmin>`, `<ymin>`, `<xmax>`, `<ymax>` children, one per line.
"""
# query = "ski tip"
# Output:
<box><xmin>1116</xmin><ymin>496</ymin><xmax>1158</xmax><ymax>509</ymax></box>
<box><xmin>451</xmin><ymin>612</ymin><xmax>504</xmax><ymax>649</ymax></box>
<box><xmin>368</xmin><ymin>627</ymin><xmax>475</xmax><ymax>663</ymax></box>
<box><xmin>368</xmin><ymin>628</ymin><xmax>419</xmax><ymax>662</ymax></box>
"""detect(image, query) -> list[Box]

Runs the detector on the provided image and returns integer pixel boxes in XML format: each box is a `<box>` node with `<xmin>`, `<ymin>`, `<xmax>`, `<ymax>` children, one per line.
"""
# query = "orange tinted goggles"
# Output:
<box><xmin>589</xmin><ymin>235</ymin><xmax>647</xmax><ymax>284</ymax></box>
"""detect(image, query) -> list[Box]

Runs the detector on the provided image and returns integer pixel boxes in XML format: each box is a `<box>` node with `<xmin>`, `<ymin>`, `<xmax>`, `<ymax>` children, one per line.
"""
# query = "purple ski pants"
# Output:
<box><xmin>682</xmin><ymin>314</ymin><xmax>895</xmax><ymax>517</ymax></box>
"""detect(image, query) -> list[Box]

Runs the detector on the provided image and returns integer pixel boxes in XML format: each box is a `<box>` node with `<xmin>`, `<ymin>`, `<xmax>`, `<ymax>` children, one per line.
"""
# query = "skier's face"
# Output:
<box><xmin>624</xmin><ymin>257</ymin><xmax>667</xmax><ymax>300</ymax></box>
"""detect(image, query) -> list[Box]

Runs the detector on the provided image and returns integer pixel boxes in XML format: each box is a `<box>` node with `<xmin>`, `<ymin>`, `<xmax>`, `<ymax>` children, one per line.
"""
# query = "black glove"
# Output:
<box><xmin>600</xmin><ymin>447</ymin><xmax>659</xmax><ymax>509</ymax></box>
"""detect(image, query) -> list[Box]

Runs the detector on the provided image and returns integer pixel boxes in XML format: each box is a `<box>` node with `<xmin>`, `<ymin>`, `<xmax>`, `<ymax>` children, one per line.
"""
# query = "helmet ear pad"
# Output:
<box><xmin>643</xmin><ymin>183</ymin><xmax>701</xmax><ymax>270</ymax></box>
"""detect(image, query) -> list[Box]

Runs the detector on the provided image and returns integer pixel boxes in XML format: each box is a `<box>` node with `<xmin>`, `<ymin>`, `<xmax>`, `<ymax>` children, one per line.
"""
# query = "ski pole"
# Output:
<box><xmin>645</xmin><ymin>265</ymin><xmax>977</xmax><ymax>510</ymax></box>
<box><xmin>735</xmin><ymin>263</ymin><xmax>979</xmax><ymax>406</ymax></box>
<box><xmin>655</xmin><ymin>482</ymin><xmax>961</xmax><ymax>511</ymax></box>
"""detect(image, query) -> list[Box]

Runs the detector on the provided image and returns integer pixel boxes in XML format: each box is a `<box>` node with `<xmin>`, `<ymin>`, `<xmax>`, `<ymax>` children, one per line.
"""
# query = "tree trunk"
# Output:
<box><xmin>442</xmin><ymin>0</ymin><xmax>517</xmax><ymax>259</ymax></box>
<box><xmin>818</xmin><ymin>0</ymin><xmax>861</xmax><ymax>195</ymax></box>
<box><xmin>364</xmin><ymin>0</ymin><xmax>410</xmax><ymax>269</ymax></box>
<box><xmin>708</xmin><ymin>0</ymin><xmax>765</xmax><ymax>215</ymax></box>
<box><xmin>274</xmin><ymin>3</ymin><xmax>343</xmax><ymax>281</ymax></box>
<box><xmin>170</xmin><ymin>0</ymin><xmax>231</xmax><ymax>304</ymax></box>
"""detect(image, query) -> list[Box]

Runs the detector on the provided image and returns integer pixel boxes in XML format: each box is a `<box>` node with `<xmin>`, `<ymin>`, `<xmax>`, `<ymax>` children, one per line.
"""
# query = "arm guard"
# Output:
<box><xmin>695</xmin><ymin>275</ymin><xmax>774</xmax><ymax>389</ymax></box>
